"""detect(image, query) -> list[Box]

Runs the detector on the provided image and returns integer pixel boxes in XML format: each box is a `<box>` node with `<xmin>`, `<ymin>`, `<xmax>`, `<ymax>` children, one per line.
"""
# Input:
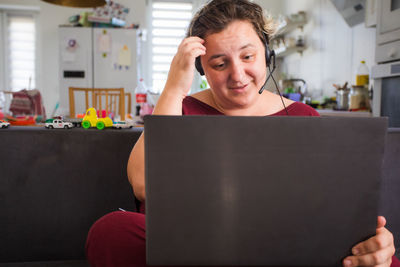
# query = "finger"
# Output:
<box><xmin>179</xmin><ymin>36</ymin><xmax>205</xmax><ymax>48</ymax></box>
<box><xmin>344</xmin><ymin>245</ymin><xmax>395</xmax><ymax>266</ymax></box>
<box><xmin>352</xmin><ymin>227</ymin><xmax>394</xmax><ymax>255</ymax></box>
<box><xmin>178</xmin><ymin>41</ymin><xmax>206</xmax><ymax>57</ymax></box>
<box><xmin>374</xmin><ymin>263</ymin><xmax>393</xmax><ymax>267</ymax></box>
<box><xmin>184</xmin><ymin>43</ymin><xmax>206</xmax><ymax>55</ymax></box>
<box><xmin>185</xmin><ymin>36</ymin><xmax>205</xmax><ymax>43</ymax></box>
<box><xmin>343</xmin><ymin>258</ymin><xmax>392</xmax><ymax>267</ymax></box>
<box><xmin>377</xmin><ymin>216</ymin><xmax>386</xmax><ymax>229</ymax></box>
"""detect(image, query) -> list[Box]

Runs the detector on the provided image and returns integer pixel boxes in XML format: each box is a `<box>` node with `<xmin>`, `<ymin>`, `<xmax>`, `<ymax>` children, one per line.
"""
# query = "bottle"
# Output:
<box><xmin>135</xmin><ymin>78</ymin><xmax>147</xmax><ymax>119</ymax></box>
<box><xmin>356</xmin><ymin>61</ymin><xmax>369</xmax><ymax>87</ymax></box>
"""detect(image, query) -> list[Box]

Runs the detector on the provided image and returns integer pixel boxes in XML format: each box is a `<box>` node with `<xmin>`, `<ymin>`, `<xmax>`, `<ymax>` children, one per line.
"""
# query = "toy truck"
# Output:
<box><xmin>45</xmin><ymin>119</ymin><xmax>73</xmax><ymax>129</ymax></box>
<box><xmin>0</xmin><ymin>120</ymin><xmax>10</xmax><ymax>128</ymax></box>
<box><xmin>64</xmin><ymin>118</ymin><xmax>82</xmax><ymax>128</ymax></box>
<box><xmin>81</xmin><ymin>108</ymin><xmax>113</xmax><ymax>130</ymax></box>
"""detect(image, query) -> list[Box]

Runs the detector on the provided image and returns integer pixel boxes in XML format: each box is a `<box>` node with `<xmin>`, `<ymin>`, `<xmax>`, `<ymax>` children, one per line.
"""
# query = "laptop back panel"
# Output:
<box><xmin>145</xmin><ymin>116</ymin><xmax>387</xmax><ymax>266</ymax></box>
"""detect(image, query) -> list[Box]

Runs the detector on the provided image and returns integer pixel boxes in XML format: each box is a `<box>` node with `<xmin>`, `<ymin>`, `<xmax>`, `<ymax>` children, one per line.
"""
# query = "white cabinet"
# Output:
<box><xmin>376</xmin><ymin>0</ymin><xmax>400</xmax><ymax>47</ymax></box>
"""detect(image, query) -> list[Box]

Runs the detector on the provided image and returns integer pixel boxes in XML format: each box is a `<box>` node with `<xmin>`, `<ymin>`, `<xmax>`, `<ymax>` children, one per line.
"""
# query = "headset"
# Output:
<box><xmin>194</xmin><ymin>31</ymin><xmax>288</xmax><ymax>115</ymax></box>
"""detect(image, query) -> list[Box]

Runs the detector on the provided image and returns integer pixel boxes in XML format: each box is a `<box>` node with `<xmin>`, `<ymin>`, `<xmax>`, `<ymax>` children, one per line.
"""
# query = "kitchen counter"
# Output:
<box><xmin>317</xmin><ymin>109</ymin><xmax>372</xmax><ymax>117</ymax></box>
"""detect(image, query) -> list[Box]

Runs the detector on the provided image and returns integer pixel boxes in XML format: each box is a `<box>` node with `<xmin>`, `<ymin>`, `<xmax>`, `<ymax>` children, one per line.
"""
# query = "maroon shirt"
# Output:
<box><xmin>182</xmin><ymin>95</ymin><xmax>320</xmax><ymax>116</ymax></box>
<box><xmin>86</xmin><ymin>95</ymin><xmax>400</xmax><ymax>267</ymax></box>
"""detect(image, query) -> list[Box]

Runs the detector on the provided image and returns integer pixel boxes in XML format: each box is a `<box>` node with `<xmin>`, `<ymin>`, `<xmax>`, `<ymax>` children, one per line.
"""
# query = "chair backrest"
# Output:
<box><xmin>69</xmin><ymin>87</ymin><xmax>130</xmax><ymax>119</ymax></box>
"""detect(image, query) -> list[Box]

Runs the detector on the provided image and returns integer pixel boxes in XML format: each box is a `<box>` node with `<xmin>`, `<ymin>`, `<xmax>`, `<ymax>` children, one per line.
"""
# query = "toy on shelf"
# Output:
<box><xmin>0</xmin><ymin>119</ymin><xmax>10</xmax><ymax>128</ymax></box>
<box><xmin>45</xmin><ymin>119</ymin><xmax>73</xmax><ymax>129</ymax></box>
<box><xmin>7</xmin><ymin>115</ymin><xmax>36</xmax><ymax>126</ymax></box>
<box><xmin>64</xmin><ymin>118</ymin><xmax>82</xmax><ymax>128</ymax></box>
<box><xmin>112</xmin><ymin>120</ymin><xmax>134</xmax><ymax>129</ymax></box>
<box><xmin>82</xmin><ymin>107</ymin><xmax>113</xmax><ymax>130</ymax></box>
<box><xmin>89</xmin><ymin>1</ymin><xmax>129</xmax><ymax>27</ymax></box>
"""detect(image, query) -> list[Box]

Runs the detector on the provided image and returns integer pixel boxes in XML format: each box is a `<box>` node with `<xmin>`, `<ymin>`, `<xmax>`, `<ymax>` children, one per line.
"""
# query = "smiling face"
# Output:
<box><xmin>201</xmin><ymin>20</ymin><xmax>267</xmax><ymax>112</ymax></box>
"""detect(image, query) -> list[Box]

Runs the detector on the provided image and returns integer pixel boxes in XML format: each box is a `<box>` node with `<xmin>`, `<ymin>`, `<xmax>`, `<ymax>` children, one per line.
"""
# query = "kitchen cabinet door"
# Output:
<box><xmin>377</xmin><ymin>0</ymin><xmax>400</xmax><ymax>44</ymax></box>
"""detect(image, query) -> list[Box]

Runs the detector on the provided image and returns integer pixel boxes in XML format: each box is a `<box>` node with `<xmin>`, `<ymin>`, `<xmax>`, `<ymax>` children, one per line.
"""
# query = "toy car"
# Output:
<box><xmin>45</xmin><ymin>119</ymin><xmax>73</xmax><ymax>129</ymax></box>
<box><xmin>0</xmin><ymin>120</ymin><xmax>10</xmax><ymax>128</ymax></box>
<box><xmin>113</xmin><ymin>121</ymin><xmax>134</xmax><ymax>129</ymax></box>
<box><xmin>82</xmin><ymin>108</ymin><xmax>113</xmax><ymax>130</ymax></box>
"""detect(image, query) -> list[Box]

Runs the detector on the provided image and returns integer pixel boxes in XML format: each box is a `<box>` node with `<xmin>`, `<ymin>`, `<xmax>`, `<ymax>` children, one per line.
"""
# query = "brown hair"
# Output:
<box><xmin>187</xmin><ymin>0</ymin><xmax>276</xmax><ymax>44</ymax></box>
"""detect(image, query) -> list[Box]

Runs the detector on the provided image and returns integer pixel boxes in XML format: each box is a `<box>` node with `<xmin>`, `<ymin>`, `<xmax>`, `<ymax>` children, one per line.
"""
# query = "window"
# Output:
<box><xmin>149</xmin><ymin>0</ymin><xmax>193</xmax><ymax>94</ymax></box>
<box><xmin>0</xmin><ymin>8</ymin><xmax>37</xmax><ymax>92</ymax></box>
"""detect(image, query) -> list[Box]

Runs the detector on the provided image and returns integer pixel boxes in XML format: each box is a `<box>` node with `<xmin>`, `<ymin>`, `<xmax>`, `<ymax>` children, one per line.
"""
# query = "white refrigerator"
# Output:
<box><xmin>58</xmin><ymin>26</ymin><xmax>139</xmax><ymax>116</ymax></box>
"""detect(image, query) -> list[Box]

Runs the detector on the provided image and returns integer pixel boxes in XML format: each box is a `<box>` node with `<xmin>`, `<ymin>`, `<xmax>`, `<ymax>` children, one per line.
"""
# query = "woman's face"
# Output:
<box><xmin>201</xmin><ymin>20</ymin><xmax>267</xmax><ymax>110</ymax></box>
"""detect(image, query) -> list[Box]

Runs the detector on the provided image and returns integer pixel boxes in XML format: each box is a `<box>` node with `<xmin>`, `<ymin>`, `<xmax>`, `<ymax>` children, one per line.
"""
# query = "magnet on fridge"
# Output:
<box><xmin>103</xmin><ymin>53</ymin><xmax>107</xmax><ymax>58</ymax></box>
<box><xmin>103</xmin><ymin>29</ymin><xmax>107</xmax><ymax>34</ymax></box>
<box><xmin>68</xmin><ymin>39</ymin><xmax>77</xmax><ymax>48</ymax></box>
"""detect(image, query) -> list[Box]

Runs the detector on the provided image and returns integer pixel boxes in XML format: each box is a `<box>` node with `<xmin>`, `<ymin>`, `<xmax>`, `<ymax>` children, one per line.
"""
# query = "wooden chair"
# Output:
<box><xmin>69</xmin><ymin>87</ymin><xmax>131</xmax><ymax>119</ymax></box>
<box><xmin>94</xmin><ymin>91</ymin><xmax>131</xmax><ymax>117</ymax></box>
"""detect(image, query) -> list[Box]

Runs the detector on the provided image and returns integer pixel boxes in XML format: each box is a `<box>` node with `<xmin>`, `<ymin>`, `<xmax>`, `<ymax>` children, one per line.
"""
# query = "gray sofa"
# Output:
<box><xmin>0</xmin><ymin>126</ymin><xmax>399</xmax><ymax>265</ymax></box>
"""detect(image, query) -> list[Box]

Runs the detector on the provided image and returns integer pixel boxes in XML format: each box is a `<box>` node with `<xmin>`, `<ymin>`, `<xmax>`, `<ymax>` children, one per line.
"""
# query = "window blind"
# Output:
<box><xmin>7</xmin><ymin>14</ymin><xmax>36</xmax><ymax>91</ymax></box>
<box><xmin>151</xmin><ymin>0</ymin><xmax>193</xmax><ymax>93</ymax></box>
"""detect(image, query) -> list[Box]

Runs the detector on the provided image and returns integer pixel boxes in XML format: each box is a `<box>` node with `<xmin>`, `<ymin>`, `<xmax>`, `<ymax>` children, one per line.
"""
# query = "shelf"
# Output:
<box><xmin>275</xmin><ymin>46</ymin><xmax>306</xmax><ymax>57</ymax></box>
<box><xmin>275</xmin><ymin>18</ymin><xmax>307</xmax><ymax>37</ymax></box>
<box><xmin>272</xmin><ymin>12</ymin><xmax>307</xmax><ymax>58</ymax></box>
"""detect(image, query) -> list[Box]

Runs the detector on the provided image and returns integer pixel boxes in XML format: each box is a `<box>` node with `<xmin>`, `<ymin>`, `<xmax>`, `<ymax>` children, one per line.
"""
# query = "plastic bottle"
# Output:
<box><xmin>135</xmin><ymin>78</ymin><xmax>147</xmax><ymax>120</ymax></box>
<box><xmin>356</xmin><ymin>60</ymin><xmax>369</xmax><ymax>87</ymax></box>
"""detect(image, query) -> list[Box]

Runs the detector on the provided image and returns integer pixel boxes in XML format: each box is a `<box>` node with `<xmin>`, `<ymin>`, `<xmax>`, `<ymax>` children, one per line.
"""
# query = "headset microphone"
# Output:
<box><xmin>258</xmin><ymin>49</ymin><xmax>275</xmax><ymax>95</ymax></box>
<box><xmin>258</xmin><ymin>48</ymin><xmax>289</xmax><ymax>116</ymax></box>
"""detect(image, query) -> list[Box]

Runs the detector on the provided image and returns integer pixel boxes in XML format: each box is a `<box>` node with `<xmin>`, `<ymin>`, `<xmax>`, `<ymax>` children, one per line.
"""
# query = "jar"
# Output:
<box><xmin>349</xmin><ymin>85</ymin><xmax>369</xmax><ymax>110</ymax></box>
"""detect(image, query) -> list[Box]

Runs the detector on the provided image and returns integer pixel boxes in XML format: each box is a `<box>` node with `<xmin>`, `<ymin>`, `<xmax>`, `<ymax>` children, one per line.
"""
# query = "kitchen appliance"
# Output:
<box><xmin>59</xmin><ymin>27</ymin><xmax>140</xmax><ymax>116</ymax></box>
<box><xmin>376</xmin><ymin>0</ymin><xmax>400</xmax><ymax>51</ymax></box>
<box><xmin>371</xmin><ymin>62</ymin><xmax>400</xmax><ymax>127</ymax></box>
<box><xmin>330</xmin><ymin>0</ymin><xmax>366</xmax><ymax>27</ymax></box>
<box><xmin>371</xmin><ymin>0</ymin><xmax>400</xmax><ymax>127</ymax></box>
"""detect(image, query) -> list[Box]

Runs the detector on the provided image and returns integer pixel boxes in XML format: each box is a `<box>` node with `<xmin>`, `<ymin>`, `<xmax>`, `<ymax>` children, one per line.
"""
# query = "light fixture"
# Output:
<box><xmin>41</xmin><ymin>0</ymin><xmax>106</xmax><ymax>8</ymax></box>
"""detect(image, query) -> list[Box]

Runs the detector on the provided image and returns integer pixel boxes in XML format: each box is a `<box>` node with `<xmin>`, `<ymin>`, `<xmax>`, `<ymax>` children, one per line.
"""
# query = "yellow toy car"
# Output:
<box><xmin>81</xmin><ymin>108</ymin><xmax>113</xmax><ymax>130</ymax></box>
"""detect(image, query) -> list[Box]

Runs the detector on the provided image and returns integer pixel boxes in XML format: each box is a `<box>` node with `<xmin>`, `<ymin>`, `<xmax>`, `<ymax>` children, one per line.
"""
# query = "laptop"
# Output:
<box><xmin>144</xmin><ymin>116</ymin><xmax>388</xmax><ymax>266</ymax></box>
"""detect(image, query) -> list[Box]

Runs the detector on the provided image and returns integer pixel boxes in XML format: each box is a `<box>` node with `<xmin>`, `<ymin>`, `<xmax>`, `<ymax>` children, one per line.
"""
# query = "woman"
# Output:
<box><xmin>86</xmin><ymin>1</ymin><xmax>398</xmax><ymax>266</ymax></box>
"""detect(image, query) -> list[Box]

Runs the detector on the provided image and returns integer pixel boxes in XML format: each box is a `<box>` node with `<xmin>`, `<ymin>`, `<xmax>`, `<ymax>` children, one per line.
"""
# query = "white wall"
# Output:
<box><xmin>0</xmin><ymin>0</ymin><xmax>146</xmax><ymax>116</ymax></box>
<box><xmin>255</xmin><ymin>0</ymin><xmax>284</xmax><ymax>17</ymax></box>
<box><xmin>281</xmin><ymin>0</ymin><xmax>376</xmax><ymax>99</ymax></box>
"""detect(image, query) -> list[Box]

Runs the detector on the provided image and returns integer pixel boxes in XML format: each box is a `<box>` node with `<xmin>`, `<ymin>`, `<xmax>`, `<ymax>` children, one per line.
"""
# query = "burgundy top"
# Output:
<box><xmin>182</xmin><ymin>95</ymin><xmax>320</xmax><ymax>116</ymax></box>
<box><xmin>135</xmin><ymin>97</ymin><xmax>400</xmax><ymax>267</ymax></box>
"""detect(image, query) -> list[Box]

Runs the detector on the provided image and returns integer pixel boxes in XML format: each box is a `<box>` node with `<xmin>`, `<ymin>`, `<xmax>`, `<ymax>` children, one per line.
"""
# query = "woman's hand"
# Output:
<box><xmin>343</xmin><ymin>216</ymin><xmax>395</xmax><ymax>267</ymax></box>
<box><xmin>164</xmin><ymin>36</ymin><xmax>206</xmax><ymax>97</ymax></box>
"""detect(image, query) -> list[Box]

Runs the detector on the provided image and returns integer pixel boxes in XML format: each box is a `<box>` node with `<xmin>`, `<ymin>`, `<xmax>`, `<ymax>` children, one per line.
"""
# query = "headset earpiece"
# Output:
<box><xmin>265</xmin><ymin>43</ymin><xmax>271</xmax><ymax>66</ymax></box>
<box><xmin>195</xmin><ymin>56</ymin><xmax>205</xmax><ymax>76</ymax></box>
<box><xmin>263</xmin><ymin>32</ymin><xmax>274</xmax><ymax>67</ymax></box>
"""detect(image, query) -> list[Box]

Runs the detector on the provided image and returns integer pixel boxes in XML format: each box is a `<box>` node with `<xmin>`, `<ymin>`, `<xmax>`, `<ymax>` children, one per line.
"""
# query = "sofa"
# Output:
<box><xmin>0</xmin><ymin>127</ymin><xmax>142</xmax><ymax>265</ymax></box>
<box><xmin>0</xmin><ymin>126</ymin><xmax>399</xmax><ymax>265</ymax></box>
